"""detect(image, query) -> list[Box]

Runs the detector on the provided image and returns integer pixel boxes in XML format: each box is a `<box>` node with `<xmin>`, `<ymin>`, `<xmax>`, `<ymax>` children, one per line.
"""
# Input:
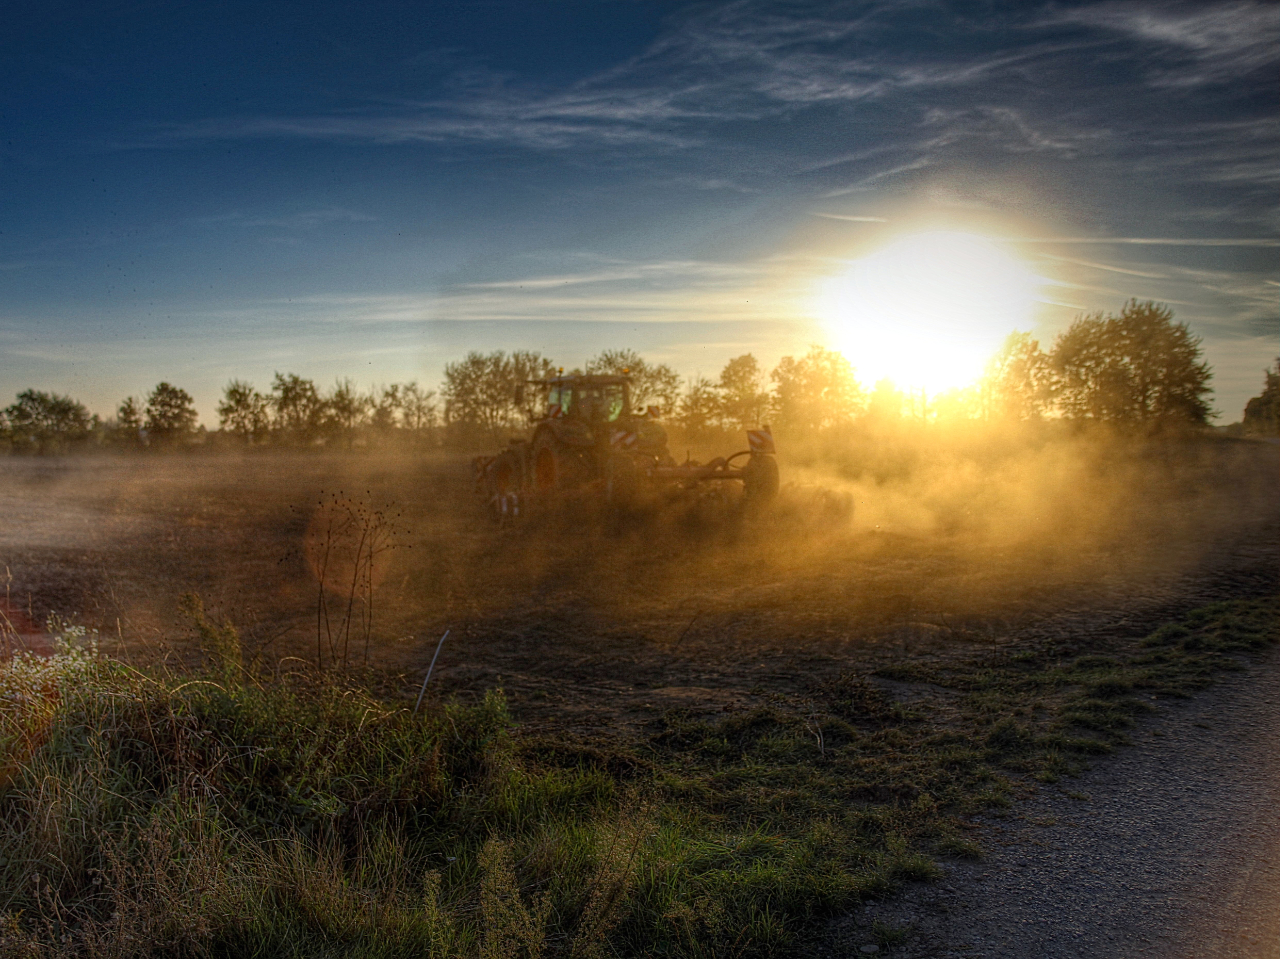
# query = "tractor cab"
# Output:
<box><xmin>539</xmin><ymin>375</ymin><xmax>631</xmax><ymax>425</ymax></box>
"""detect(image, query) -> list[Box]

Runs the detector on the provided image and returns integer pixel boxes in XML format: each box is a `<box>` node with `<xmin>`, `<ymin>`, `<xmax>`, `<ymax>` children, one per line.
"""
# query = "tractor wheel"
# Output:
<box><xmin>605</xmin><ymin>453</ymin><xmax>640</xmax><ymax>507</ymax></box>
<box><xmin>531</xmin><ymin>430</ymin><xmax>581</xmax><ymax>494</ymax></box>
<box><xmin>742</xmin><ymin>453</ymin><xmax>779</xmax><ymax>504</ymax></box>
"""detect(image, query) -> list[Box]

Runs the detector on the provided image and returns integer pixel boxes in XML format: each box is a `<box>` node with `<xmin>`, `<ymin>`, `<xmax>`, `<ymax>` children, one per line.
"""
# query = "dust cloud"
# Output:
<box><xmin>0</xmin><ymin>429</ymin><xmax>1275</xmax><ymax>694</ymax></box>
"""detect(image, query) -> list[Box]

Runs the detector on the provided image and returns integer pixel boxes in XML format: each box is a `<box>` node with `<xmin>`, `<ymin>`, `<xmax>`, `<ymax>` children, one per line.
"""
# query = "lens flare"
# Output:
<box><xmin>814</xmin><ymin>231</ymin><xmax>1042</xmax><ymax>393</ymax></box>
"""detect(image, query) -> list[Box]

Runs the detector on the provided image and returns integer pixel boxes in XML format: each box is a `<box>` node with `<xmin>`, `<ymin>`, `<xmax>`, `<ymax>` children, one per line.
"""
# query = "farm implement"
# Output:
<box><xmin>473</xmin><ymin>373</ymin><xmax>778</xmax><ymax>519</ymax></box>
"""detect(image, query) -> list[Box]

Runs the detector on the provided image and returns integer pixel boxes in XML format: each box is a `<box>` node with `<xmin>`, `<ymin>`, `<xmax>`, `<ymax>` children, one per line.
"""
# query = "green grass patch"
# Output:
<box><xmin>0</xmin><ymin>595</ymin><xmax>1274</xmax><ymax>957</ymax></box>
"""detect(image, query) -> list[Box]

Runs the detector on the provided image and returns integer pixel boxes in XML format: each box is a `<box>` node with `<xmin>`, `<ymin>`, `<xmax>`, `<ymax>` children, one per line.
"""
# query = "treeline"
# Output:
<box><xmin>441</xmin><ymin>303</ymin><xmax>1226</xmax><ymax>441</ymax></box>
<box><xmin>0</xmin><ymin>375</ymin><xmax>440</xmax><ymax>454</ymax></box>
<box><xmin>3</xmin><ymin>301</ymin><xmax>1269</xmax><ymax>455</ymax></box>
<box><xmin>213</xmin><ymin>374</ymin><xmax>438</xmax><ymax>447</ymax></box>
<box><xmin>0</xmin><ymin>382</ymin><xmax>202</xmax><ymax>455</ymax></box>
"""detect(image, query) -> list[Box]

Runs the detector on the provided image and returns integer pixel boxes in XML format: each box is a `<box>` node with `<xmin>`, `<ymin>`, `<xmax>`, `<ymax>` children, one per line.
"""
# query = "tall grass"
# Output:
<box><xmin>0</xmin><ymin>627</ymin><xmax>914</xmax><ymax>957</ymax></box>
<box><xmin>3</xmin><ymin>594</ymin><xmax>1274</xmax><ymax>957</ymax></box>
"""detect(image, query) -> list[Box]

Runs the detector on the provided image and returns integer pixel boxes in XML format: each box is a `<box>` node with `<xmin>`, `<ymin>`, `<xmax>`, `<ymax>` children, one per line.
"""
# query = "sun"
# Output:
<box><xmin>813</xmin><ymin>231</ymin><xmax>1042</xmax><ymax>394</ymax></box>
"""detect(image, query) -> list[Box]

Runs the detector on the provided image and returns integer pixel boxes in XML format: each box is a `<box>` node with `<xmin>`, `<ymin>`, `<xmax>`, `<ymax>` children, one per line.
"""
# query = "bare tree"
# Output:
<box><xmin>369</xmin><ymin>384</ymin><xmax>402</xmax><ymax>433</ymax></box>
<box><xmin>323</xmin><ymin>378</ymin><xmax>370</xmax><ymax>447</ymax></box>
<box><xmin>400</xmin><ymin>382</ymin><xmax>438</xmax><ymax>434</ymax></box>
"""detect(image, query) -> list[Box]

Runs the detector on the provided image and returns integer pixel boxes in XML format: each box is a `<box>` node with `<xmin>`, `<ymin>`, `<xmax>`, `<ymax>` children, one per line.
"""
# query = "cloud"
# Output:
<box><xmin>463</xmin><ymin>272</ymin><xmax>642</xmax><ymax>291</ymax></box>
<box><xmin>920</xmin><ymin>105</ymin><xmax>1110</xmax><ymax>158</ymax></box>
<box><xmin>163</xmin><ymin>104</ymin><xmax>701</xmax><ymax>152</ymax></box>
<box><xmin>1021</xmin><ymin>237</ymin><xmax>1280</xmax><ymax>247</ymax></box>
<box><xmin>106</xmin><ymin>0</ymin><xmax>1269</xmax><ymax>257</ymax></box>
<box><xmin>1033</xmin><ymin>253</ymin><xmax>1169</xmax><ymax>279</ymax></box>
<box><xmin>810</xmin><ymin>212</ymin><xmax>888</xmax><ymax>222</ymax></box>
<box><xmin>192</xmin><ymin>207</ymin><xmax>378</xmax><ymax>231</ymax></box>
<box><xmin>1042</xmin><ymin>1</ymin><xmax>1280</xmax><ymax>86</ymax></box>
<box><xmin>137</xmin><ymin>3</ymin><xmax>1104</xmax><ymax>159</ymax></box>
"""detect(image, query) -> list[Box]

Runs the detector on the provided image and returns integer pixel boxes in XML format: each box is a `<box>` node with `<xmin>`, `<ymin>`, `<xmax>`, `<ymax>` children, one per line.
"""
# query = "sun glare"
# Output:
<box><xmin>814</xmin><ymin>231</ymin><xmax>1041</xmax><ymax>395</ymax></box>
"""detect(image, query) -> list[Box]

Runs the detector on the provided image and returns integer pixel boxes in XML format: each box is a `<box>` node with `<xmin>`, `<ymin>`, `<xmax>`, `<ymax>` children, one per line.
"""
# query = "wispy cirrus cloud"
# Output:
<box><xmin>1033</xmin><ymin>253</ymin><xmax>1169</xmax><ymax>279</ymax></box>
<box><xmin>460</xmin><ymin>258</ymin><xmax>752</xmax><ymax>291</ymax></box>
<box><xmin>119</xmin><ymin>0</ymin><xmax>1276</xmax><ymax>253</ymax></box>
<box><xmin>139</xmin><ymin>2</ymin><xmax>1106</xmax><ymax>158</ymax></box>
<box><xmin>193</xmin><ymin>207</ymin><xmax>378</xmax><ymax>230</ymax></box>
<box><xmin>162</xmin><ymin>104</ymin><xmax>701</xmax><ymax>151</ymax></box>
<box><xmin>1042</xmin><ymin>1</ymin><xmax>1280</xmax><ymax>86</ymax></box>
<box><xmin>1020</xmin><ymin>237</ymin><xmax>1280</xmax><ymax>246</ymax></box>
<box><xmin>810</xmin><ymin>212</ymin><xmax>888</xmax><ymax>223</ymax></box>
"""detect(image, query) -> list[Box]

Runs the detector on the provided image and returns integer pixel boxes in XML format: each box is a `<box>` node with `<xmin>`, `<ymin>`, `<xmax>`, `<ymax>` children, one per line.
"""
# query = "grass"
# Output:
<box><xmin>0</xmin><ymin>595</ymin><xmax>1274</xmax><ymax>957</ymax></box>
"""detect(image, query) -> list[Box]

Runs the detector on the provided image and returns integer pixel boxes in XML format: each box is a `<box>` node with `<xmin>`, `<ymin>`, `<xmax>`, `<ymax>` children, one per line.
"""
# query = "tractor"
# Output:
<box><xmin>473</xmin><ymin>373</ymin><xmax>778</xmax><ymax>519</ymax></box>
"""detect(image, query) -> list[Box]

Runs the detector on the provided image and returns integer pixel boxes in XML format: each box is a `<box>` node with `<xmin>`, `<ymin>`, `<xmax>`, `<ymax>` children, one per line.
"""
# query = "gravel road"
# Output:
<box><xmin>836</xmin><ymin>647</ymin><xmax>1280</xmax><ymax>958</ymax></box>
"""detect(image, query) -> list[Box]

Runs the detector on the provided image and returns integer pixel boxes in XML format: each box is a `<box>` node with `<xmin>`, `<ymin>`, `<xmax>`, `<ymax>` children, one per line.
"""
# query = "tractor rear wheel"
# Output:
<box><xmin>531</xmin><ymin>430</ymin><xmax>582</xmax><ymax>494</ymax></box>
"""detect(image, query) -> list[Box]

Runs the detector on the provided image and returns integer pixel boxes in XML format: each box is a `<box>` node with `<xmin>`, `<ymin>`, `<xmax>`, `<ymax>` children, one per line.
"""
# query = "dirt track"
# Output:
<box><xmin>1</xmin><ymin>440</ymin><xmax>1277</xmax><ymax>956</ymax></box>
<box><xmin>836</xmin><ymin>634</ymin><xmax>1280</xmax><ymax>959</ymax></box>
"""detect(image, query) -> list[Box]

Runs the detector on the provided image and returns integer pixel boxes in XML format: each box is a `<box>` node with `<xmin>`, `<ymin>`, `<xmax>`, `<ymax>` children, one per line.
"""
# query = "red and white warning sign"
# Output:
<box><xmin>746</xmin><ymin>428</ymin><xmax>775</xmax><ymax>454</ymax></box>
<box><xmin>547</xmin><ymin>403</ymin><xmax>564</xmax><ymax>418</ymax></box>
<box><xmin>609</xmin><ymin>429</ymin><xmax>638</xmax><ymax>449</ymax></box>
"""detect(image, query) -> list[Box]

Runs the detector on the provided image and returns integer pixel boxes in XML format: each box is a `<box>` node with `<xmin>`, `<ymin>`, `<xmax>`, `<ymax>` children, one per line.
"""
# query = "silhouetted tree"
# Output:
<box><xmin>117</xmin><ymin>396</ymin><xmax>143</xmax><ymax>431</ymax></box>
<box><xmin>1050</xmin><ymin>301</ymin><xmax>1213</xmax><ymax>427</ymax></box>
<box><xmin>717</xmin><ymin>354</ymin><xmax>770</xmax><ymax>429</ymax></box>
<box><xmin>370</xmin><ymin>384</ymin><xmax>402</xmax><ymax>433</ymax></box>
<box><xmin>586</xmin><ymin>348</ymin><xmax>680</xmax><ymax>413</ymax></box>
<box><xmin>675</xmin><ymin>375</ymin><xmax>721</xmax><ymax>440</ymax></box>
<box><xmin>1242</xmin><ymin>357</ymin><xmax>1280</xmax><ymax>435</ymax></box>
<box><xmin>508</xmin><ymin>351</ymin><xmax>559</xmax><ymax>412</ymax></box>
<box><xmin>2</xmin><ymin>389</ymin><xmax>93</xmax><ymax>453</ymax></box>
<box><xmin>399</xmin><ymin>382</ymin><xmax>438</xmax><ymax>434</ymax></box>
<box><xmin>269</xmin><ymin>373</ymin><xmax>324</xmax><ymax>443</ymax></box>
<box><xmin>983</xmin><ymin>331</ymin><xmax>1055</xmax><ymax>421</ymax></box>
<box><xmin>443</xmin><ymin>350</ymin><xmax>555</xmax><ymax>440</ymax></box>
<box><xmin>933</xmin><ymin>386</ymin><xmax>982</xmax><ymax>423</ymax></box>
<box><xmin>323</xmin><ymin>378</ymin><xmax>369</xmax><ymax>447</ymax></box>
<box><xmin>144</xmin><ymin>382</ymin><xmax>198</xmax><ymax>443</ymax></box>
<box><xmin>217</xmin><ymin>380</ymin><xmax>270</xmax><ymax>444</ymax></box>
<box><xmin>114</xmin><ymin>396</ymin><xmax>145</xmax><ymax>446</ymax></box>
<box><xmin>865</xmin><ymin>378</ymin><xmax>905</xmax><ymax>422</ymax></box>
<box><xmin>770</xmin><ymin>346</ymin><xmax>865</xmax><ymax>433</ymax></box>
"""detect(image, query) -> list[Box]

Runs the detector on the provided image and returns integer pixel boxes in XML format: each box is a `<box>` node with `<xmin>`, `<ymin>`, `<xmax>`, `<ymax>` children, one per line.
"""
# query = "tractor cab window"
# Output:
<box><xmin>577</xmin><ymin>383</ymin><xmax>627</xmax><ymax>422</ymax></box>
<box><xmin>548</xmin><ymin>385</ymin><xmax>572</xmax><ymax>414</ymax></box>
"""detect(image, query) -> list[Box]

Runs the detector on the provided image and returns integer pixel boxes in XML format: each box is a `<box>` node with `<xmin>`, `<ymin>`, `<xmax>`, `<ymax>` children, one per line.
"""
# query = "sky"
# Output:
<box><xmin>2</xmin><ymin>0</ymin><xmax>1276</xmax><ymax>424</ymax></box>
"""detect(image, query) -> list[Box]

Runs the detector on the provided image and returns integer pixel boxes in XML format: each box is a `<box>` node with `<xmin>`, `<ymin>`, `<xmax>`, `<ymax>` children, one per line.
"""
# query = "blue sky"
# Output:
<box><xmin>2</xmin><ymin>0</ymin><xmax>1276</xmax><ymax>423</ymax></box>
